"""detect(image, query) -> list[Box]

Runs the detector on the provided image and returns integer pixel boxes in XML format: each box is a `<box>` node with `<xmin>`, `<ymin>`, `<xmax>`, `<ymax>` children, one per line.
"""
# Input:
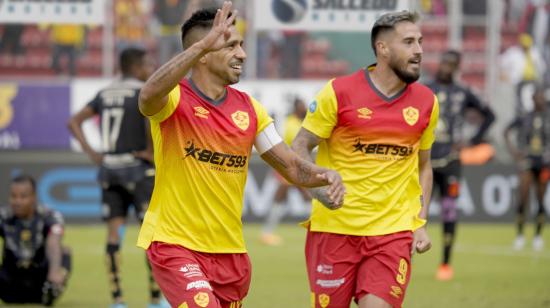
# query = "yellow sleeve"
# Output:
<box><xmin>250</xmin><ymin>96</ymin><xmax>274</xmax><ymax>135</ymax></box>
<box><xmin>148</xmin><ymin>86</ymin><xmax>181</xmax><ymax>122</ymax></box>
<box><xmin>419</xmin><ymin>95</ymin><xmax>439</xmax><ymax>150</ymax></box>
<box><xmin>283</xmin><ymin>116</ymin><xmax>301</xmax><ymax>146</ymax></box>
<box><xmin>302</xmin><ymin>80</ymin><xmax>338</xmax><ymax>139</ymax></box>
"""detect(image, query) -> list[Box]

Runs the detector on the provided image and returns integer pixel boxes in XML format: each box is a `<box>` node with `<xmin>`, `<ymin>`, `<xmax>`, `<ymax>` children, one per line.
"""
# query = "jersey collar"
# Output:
<box><xmin>364</xmin><ymin>64</ymin><xmax>408</xmax><ymax>103</ymax></box>
<box><xmin>188</xmin><ymin>79</ymin><xmax>228</xmax><ymax>106</ymax></box>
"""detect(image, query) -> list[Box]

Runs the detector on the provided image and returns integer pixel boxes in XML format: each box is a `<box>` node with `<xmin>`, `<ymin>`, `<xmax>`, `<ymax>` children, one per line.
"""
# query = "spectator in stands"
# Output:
<box><xmin>50</xmin><ymin>24</ymin><xmax>87</xmax><ymax>76</ymax></box>
<box><xmin>518</xmin><ymin>0</ymin><xmax>550</xmax><ymax>53</ymax></box>
<box><xmin>0</xmin><ymin>24</ymin><xmax>25</xmax><ymax>56</ymax></box>
<box><xmin>154</xmin><ymin>0</ymin><xmax>192</xmax><ymax>64</ymax></box>
<box><xmin>501</xmin><ymin>33</ymin><xmax>546</xmax><ymax>115</ymax></box>
<box><xmin>0</xmin><ymin>175</ymin><xmax>71</xmax><ymax>306</ymax></box>
<box><xmin>115</xmin><ymin>0</ymin><xmax>149</xmax><ymax>53</ymax></box>
<box><xmin>419</xmin><ymin>0</ymin><xmax>447</xmax><ymax>16</ymax></box>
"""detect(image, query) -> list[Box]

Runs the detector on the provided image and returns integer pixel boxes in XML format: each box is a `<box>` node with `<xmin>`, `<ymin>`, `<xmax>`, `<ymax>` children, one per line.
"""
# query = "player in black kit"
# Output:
<box><xmin>0</xmin><ymin>175</ymin><xmax>71</xmax><ymax>306</ymax></box>
<box><xmin>427</xmin><ymin>50</ymin><xmax>495</xmax><ymax>281</ymax></box>
<box><xmin>505</xmin><ymin>85</ymin><xmax>549</xmax><ymax>252</ymax></box>
<box><xmin>68</xmin><ymin>48</ymin><xmax>167</xmax><ymax>308</ymax></box>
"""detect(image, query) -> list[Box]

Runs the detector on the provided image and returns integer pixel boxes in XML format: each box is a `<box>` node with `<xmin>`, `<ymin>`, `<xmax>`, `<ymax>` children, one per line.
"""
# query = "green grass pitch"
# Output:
<box><xmin>1</xmin><ymin>223</ymin><xmax>549</xmax><ymax>307</ymax></box>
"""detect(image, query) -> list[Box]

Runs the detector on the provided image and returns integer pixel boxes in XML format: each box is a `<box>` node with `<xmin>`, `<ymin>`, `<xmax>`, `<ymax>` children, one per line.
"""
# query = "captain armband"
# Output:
<box><xmin>254</xmin><ymin>123</ymin><xmax>283</xmax><ymax>155</ymax></box>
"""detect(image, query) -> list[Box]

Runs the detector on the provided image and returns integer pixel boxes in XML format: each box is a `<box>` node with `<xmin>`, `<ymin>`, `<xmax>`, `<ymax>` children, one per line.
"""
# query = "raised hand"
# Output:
<box><xmin>198</xmin><ymin>1</ymin><xmax>237</xmax><ymax>53</ymax></box>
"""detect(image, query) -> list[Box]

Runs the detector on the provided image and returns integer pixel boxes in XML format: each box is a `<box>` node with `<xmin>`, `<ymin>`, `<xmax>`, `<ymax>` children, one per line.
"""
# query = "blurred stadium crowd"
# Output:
<box><xmin>0</xmin><ymin>0</ymin><xmax>544</xmax><ymax>84</ymax></box>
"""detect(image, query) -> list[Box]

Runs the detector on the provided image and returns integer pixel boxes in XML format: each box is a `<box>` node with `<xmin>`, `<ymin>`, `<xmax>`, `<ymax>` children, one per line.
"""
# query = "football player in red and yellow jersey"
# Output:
<box><xmin>293</xmin><ymin>11</ymin><xmax>439</xmax><ymax>308</ymax></box>
<box><xmin>136</xmin><ymin>3</ymin><xmax>345</xmax><ymax>308</ymax></box>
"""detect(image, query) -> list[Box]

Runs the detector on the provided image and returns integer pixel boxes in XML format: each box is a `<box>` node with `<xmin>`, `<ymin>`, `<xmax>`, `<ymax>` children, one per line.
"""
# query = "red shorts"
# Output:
<box><xmin>306</xmin><ymin>230</ymin><xmax>413</xmax><ymax>308</ymax></box>
<box><xmin>146</xmin><ymin>242</ymin><xmax>251</xmax><ymax>308</ymax></box>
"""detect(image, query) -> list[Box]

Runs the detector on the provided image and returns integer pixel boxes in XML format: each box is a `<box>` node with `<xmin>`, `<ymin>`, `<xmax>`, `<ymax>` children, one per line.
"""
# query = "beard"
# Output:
<box><xmin>389</xmin><ymin>56</ymin><xmax>420</xmax><ymax>84</ymax></box>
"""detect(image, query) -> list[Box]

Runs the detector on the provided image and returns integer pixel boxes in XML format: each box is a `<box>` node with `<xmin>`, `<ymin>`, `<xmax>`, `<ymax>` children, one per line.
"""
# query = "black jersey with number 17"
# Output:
<box><xmin>87</xmin><ymin>78</ymin><xmax>147</xmax><ymax>155</ymax></box>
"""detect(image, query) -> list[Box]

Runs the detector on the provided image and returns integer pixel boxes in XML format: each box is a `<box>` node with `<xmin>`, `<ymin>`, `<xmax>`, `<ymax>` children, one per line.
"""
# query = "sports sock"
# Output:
<box><xmin>106</xmin><ymin>243</ymin><xmax>123</xmax><ymax>301</ymax></box>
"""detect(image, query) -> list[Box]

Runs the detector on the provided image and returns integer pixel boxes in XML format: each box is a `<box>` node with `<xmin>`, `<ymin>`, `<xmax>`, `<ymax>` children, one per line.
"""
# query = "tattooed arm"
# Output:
<box><xmin>290</xmin><ymin>128</ymin><xmax>341</xmax><ymax>209</ymax></box>
<box><xmin>260</xmin><ymin>143</ymin><xmax>345</xmax><ymax>208</ymax></box>
<box><xmin>412</xmin><ymin>149</ymin><xmax>433</xmax><ymax>254</ymax></box>
<box><xmin>138</xmin><ymin>2</ymin><xmax>237</xmax><ymax>116</ymax></box>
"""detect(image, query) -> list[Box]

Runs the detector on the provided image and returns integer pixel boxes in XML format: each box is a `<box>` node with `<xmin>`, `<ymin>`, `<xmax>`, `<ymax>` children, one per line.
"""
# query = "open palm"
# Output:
<box><xmin>200</xmin><ymin>1</ymin><xmax>237</xmax><ymax>53</ymax></box>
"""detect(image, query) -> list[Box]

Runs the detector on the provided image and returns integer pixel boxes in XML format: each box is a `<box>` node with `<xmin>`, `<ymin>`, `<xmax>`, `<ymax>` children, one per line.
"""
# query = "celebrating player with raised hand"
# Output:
<box><xmin>136</xmin><ymin>2</ymin><xmax>345</xmax><ymax>307</ymax></box>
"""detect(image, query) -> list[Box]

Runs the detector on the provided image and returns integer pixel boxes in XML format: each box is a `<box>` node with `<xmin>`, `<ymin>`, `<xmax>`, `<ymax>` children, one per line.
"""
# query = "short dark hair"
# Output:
<box><xmin>11</xmin><ymin>174</ymin><xmax>36</xmax><ymax>192</ymax></box>
<box><xmin>180</xmin><ymin>7</ymin><xmax>235</xmax><ymax>49</ymax></box>
<box><xmin>441</xmin><ymin>50</ymin><xmax>462</xmax><ymax>65</ymax></box>
<box><xmin>293</xmin><ymin>97</ymin><xmax>305</xmax><ymax>109</ymax></box>
<box><xmin>371</xmin><ymin>10</ymin><xmax>420</xmax><ymax>56</ymax></box>
<box><xmin>119</xmin><ymin>47</ymin><xmax>146</xmax><ymax>75</ymax></box>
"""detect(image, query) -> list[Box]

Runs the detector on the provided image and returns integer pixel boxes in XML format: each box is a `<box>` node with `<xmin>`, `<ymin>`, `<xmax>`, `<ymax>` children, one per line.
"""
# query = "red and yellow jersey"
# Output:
<box><xmin>282</xmin><ymin>114</ymin><xmax>303</xmax><ymax>146</ymax></box>
<box><xmin>302</xmin><ymin>67</ymin><xmax>439</xmax><ymax>236</ymax></box>
<box><xmin>137</xmin><ymin>80</ymin><xmax>272</xmax><ymax>253</ymax></box>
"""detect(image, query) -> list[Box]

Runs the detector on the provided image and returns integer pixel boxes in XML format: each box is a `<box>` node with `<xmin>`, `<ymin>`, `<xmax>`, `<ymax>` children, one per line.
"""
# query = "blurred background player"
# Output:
<box><xmin>505</xmin><ymin>85</ymin><xmax>549</xmax><ymax>252</ymax></box>
<box><xmin>0</xmin><ymin>175</ymin><xmax>71</xmax><ymax>306</ymax></box>
<box><xmin>67</xmin><ymin>48</ymin><xmax>166</xmax><ymax>308</ymax></box>
<box><xmin>500</xmin><ymin>33</ymin><xmax>546</xmax><ymax>116</ymax></box>
<box><xmin>428</xmin><ymin>50</ymin><xmax>495</xmax><ymax>281</ymax></box>
<box><xmin>260</xmin><ymin>97</ymin><xmax>311</xmax><ymax>246</ymax></box>
<box><xmin>49</xmin><ymin>24</ymin><xmax>87</xmax><ymax>77</ymax></box>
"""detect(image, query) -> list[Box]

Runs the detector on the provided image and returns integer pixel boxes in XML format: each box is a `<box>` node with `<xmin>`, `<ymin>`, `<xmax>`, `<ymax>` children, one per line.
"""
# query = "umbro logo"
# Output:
<box><xmin>357</xmin><ymin>107</ymin><xmax>373</xmax><ymax>119</ymax></box>
<box><xmin>194</xmin><ymin>106</ymin><xmax>209</xmax><ymax>119</ymax></box>
<box><xmin>390</xmin><ymin>285</ymin><xmax>403</xmax><ymax>298</ymax></box>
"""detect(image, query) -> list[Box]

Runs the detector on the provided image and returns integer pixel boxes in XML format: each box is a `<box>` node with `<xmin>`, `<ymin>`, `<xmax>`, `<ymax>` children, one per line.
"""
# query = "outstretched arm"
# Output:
<box><xmin>46</xmin><ymin>230</ymin><xmax>65</xmax><ymax>288</ymax></box>
<box><xmin>465</xmin><ymin>90</ymin><xmax>495</xmax><ymax>145</ymax></box>
<box><xmin>261</xmin><ymin>142</ymin><xmax>345</xmax><ymax>208</ymax></box>
<box><xmin>139</xmin><ymin>1</ymin><xmax>237</xmax><ymax>116</ymax></box>
<box><xmin>291</xmin><ymin>128</ymin><xmax>342</xmax><ymax>209</ymax></box>
<box><xmin>412</xmin><ymin>149</ymin><xmax>433</xmax><ymax>254</ymax></box>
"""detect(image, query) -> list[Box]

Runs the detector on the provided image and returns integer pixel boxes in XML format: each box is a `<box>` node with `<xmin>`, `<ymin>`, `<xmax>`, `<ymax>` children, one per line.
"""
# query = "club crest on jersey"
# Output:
<box><xmin>318</xmin><ymin>294</ymin><xmax>330</xmax><ymax>308</ymax></box>
<box><xmin>193</xmin><ymin>292</ymin><xmax>209</xmax><ymax>307</ymax></box>
<box><xmin>194</xmin><ymin>106</ymin><xmax>209</xmax><ymax>119</ymax></box>
<box><xmin>402</xmin><ymin>106</ymin><xmax>419</xmax><ymax>126</ymax></box>
<box><xmin>357</xmin><ymin>107</ymin><xmax>373</xmax><ymax>119</ymax></box>
<box><xmin>231</xmin><ymin>110</ymin><xmax>249</xmax><ymax>131</ymax></box>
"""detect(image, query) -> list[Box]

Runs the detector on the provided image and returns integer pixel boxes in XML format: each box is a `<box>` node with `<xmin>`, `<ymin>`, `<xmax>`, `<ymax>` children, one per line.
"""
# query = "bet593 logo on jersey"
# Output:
<box><xmin>184</xmin><ymin>141</ymin><xmax>247</xmax><ymax>169</ymax></box>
